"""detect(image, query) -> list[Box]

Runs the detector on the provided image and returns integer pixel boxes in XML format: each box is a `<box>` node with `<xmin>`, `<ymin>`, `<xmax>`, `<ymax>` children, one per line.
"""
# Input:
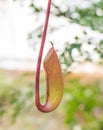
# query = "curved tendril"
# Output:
<box><xmin>35</xmin><ymin>0</ymin><xmax>52</xmax><ymax>112</ymax></box>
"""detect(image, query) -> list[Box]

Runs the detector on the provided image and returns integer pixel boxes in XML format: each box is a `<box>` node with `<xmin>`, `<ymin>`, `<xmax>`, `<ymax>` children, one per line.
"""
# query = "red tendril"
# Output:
<box><xmin>35</xmin><ymin>0</ymin><xmax>52</xmax><ymax>112</ymax></box>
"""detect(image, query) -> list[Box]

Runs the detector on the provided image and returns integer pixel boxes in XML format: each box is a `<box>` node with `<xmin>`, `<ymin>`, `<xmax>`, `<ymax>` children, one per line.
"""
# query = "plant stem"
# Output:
<box><xmin>35</xmin><ymin>0</ymin><xmax>52</xmax><ymax>106</ymax></box>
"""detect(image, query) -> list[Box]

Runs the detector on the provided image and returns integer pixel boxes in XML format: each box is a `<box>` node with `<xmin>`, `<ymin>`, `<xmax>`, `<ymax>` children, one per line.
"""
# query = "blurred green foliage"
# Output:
<box><xmin>64</xmin><ymin>75</ymin><xmax>103</xmax><ymax>129</ymax></box>
<box><xmin>0</xmin><ymin>70</ymin><xmax>34</xmax><ymax>122</ymax></box>
<box><xmin>53</xmin><ymin>1</ymin><xmax>103</xmax><ymax>33</ymax></box>
<box><xmin>60</xmin><ymin>35</ymin><xmax>103</xmax><ymax>71</ymax></box>
<box><xmin>0</xmin><ymin>70</ymin><xmax>103</xmax><ymax>130</ymax></box>
<box><xmin>53</xmin><ymin>0</ymin><xmax>103</xmax><ymax>33</ymax></box>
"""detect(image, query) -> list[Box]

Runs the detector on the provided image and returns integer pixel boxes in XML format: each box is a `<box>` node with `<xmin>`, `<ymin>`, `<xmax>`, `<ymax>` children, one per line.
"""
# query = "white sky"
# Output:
<box><xmin>0</xmin><ymin>0</ymin><xmax>35</xmax><ymax>59</ymax></box>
